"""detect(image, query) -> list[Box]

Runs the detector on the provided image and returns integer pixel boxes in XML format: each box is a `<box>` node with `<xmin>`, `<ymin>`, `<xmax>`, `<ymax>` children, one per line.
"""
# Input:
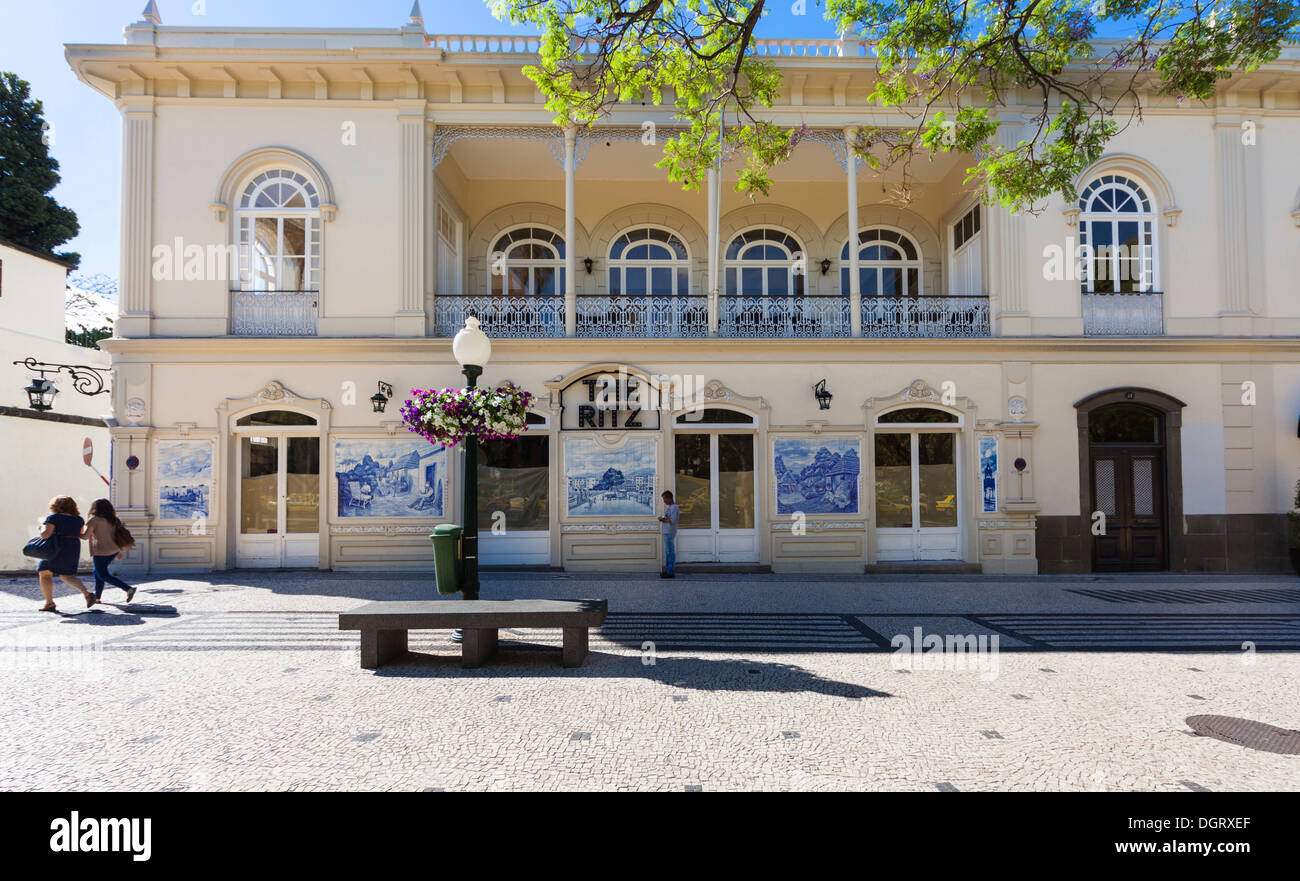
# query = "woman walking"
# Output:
<box><xmin>83</xmin><ymin>499</ymin><xmax>136</xmax><ymax>603</ymax></box>
<box><xmin>35</xmin><ymin>496</ymin><xmax>95</xmax><ymax>612</ymax></box>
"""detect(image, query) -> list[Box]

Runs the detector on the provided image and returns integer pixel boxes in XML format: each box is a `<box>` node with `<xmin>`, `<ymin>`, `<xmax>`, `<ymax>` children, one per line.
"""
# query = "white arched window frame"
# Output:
<box><xmin>236</xmin><ymin>170</ymin><xmax>321</xmax><ymax>293</ymax></box>
<box><xmin>608</xmin><ymin>226</ymin><xmax>691</xmax><ymax>296</ymax></box>
<box><xmin>840</xmin><ymin>227</ymin><xmax>923</xmax><ymax>296</ymax></box>
<box><xmin>1078</xmin><ymin>175</ymin><xmax>1157</xmax><ymax>293</ymax></box>
<box><xmin>724</xmin><ymin>228</ymin><xmax>806</xmax><ymax>297</ymax></box>
<box><xmin>489</xmin><ymin>226</ymin><xmax>566</xmax><ymax>297</ymax></box>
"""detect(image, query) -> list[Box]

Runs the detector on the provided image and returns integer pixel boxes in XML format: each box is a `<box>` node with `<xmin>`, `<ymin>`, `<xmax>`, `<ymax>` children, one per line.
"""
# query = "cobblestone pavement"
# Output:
<box><xmin>0</xmin><ymin>571</ymin><xmax>1296</xmax><ymax>791</ymax></box>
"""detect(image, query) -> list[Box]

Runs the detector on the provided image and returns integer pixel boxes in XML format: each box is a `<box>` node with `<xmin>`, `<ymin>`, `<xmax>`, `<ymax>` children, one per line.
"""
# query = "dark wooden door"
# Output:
<box><xmin>1090</xmin><ymin>447</ymin><xmax>1166</xmax><ymax>571</ymax></box>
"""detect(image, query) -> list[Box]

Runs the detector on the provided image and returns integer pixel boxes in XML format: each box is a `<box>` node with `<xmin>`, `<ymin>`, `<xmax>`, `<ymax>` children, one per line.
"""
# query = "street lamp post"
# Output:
<box><xmin>452</xmin><ymin>317</ymin><xmax>492</xmax><ymax>602</ymax></box>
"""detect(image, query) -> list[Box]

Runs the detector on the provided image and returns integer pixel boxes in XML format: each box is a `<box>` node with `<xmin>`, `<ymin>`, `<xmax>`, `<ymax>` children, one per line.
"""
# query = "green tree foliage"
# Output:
<box><xmin>493</xmin><ymin>1</ymin><xmax>1298</xmax><ymax>212</ymax></box>
<box><xmin>0</xmin><ymin>73</ymin><xmax>80</xmax><ymax>265</ymax></box>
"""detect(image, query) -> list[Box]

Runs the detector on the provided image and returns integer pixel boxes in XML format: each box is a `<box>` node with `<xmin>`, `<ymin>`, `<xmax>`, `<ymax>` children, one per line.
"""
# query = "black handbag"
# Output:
<box><xmin>22</xmin><ymin>534</ymin><xmax>61</xmax><ymax>561</ymax></box>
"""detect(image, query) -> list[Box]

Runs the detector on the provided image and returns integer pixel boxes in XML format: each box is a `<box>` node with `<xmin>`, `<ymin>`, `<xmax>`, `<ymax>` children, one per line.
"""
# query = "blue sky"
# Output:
<box><xmin>3</xmin><ymin>1</ymin><xmax>1148</xmax><ymax>281</ymax></box>
<box><xmin>0</xmin><ymin>1</ymin><xmax>855</xmax><ymax>280</ymax></box>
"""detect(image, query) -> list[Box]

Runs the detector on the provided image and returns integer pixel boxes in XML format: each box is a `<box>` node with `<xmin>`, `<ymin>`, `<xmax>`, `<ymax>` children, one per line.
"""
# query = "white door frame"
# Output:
<box><xmin>673</xmin><ymin>427</ymin><xmax>760</xmax><ymax>564</ymax></box>
<box><xmin>479</xmin><ymin>411</ymin><xmax>552</xmax><ymax>567</ymax></box>
<box><xmin>874</xmin><ymin>425</ymin><xmax>964</xmax><ymax>562</ymax></box>
<box><xmin>234</xmin><ymin>427</ymin><xmax>321</xmax><ymax>568</ymax></box>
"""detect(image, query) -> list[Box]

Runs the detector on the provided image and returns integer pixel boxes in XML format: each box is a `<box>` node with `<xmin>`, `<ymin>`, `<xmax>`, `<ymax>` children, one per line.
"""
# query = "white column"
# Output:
<box><xmin>117</xmin><ymin>98</ymin><xmax>155</xmax><ymax>338</ymax></box>
<box><xmin>1214</xmin><ymin>113</ymin><xmax>1261</xmax><ymax>334</ymax></box>
<box><xmin>707</xmin><ymin>165</ymin><xmax>719</xmax><ymax>335</ymax></box>
<box><xmin>395</xmin><ymin>100</ymin><xmax>427</xmax><ymax>336</ymax></box>
<box><xmin>845</xmin><ymin>126</ymin><xmax>861</xmax><ymax>337</ymax></box>
<box><xmin>989</xmin><ymin>114</ymin><xmax>1028</xmax><ymax>336</ymax></box>
<box><xmin>424</xmin><ymin>121</ymin><xmax>437</xmax><ymax>334</ymax></box>
<box><xmin>564</xmin><ymin>125</ymin><xmax>577</xmax><ymax>338</ymax></box>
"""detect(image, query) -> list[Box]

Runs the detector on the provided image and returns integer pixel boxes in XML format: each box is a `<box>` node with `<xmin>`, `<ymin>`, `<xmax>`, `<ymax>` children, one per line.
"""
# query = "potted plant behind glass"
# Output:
<box><xmin>1288</xmin><ymin>479</ymin><xmax>1300</xmax><ymax>577</ymax></box>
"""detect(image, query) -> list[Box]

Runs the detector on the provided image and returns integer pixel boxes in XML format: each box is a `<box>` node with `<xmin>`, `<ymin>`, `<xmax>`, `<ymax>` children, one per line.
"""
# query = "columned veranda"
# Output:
<box><xmin>428</xmin><ymin>123</ymin><xmax>992</xmax><ymax>340</ymax></box>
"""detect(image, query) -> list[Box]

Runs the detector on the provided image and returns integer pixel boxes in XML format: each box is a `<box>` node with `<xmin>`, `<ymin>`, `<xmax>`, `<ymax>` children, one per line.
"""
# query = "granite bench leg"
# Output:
<box><xmin>360</xmin><ymin>628</ymin><xmax>408</xmax><ymax>669</ymax></box>
<box><xmin>461</xmin><ymin>627</ymin><xmax>498</xmax><ymax>668</ymax></box>
<box><xmin>562</xmin><ymin>626</ymin><xmax>589</xmax><ymax>668</ymax></box>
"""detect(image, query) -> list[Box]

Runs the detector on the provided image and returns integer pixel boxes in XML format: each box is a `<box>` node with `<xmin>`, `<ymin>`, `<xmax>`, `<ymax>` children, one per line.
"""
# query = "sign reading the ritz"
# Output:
<box><xmin>561</xmin><ymin>371</ymin><xmax>662</xmax><ymax>431</ymax></box>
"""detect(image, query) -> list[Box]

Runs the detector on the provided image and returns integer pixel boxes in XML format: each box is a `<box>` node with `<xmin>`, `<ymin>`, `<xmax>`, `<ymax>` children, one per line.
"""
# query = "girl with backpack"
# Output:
<box><xmin>82</xmin><ymin>499</ymin><xmax>137</xmax><ymax>604</ymax></box>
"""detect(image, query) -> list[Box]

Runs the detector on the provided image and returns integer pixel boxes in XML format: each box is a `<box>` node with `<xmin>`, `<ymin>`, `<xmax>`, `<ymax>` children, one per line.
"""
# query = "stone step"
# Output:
<box><xmin>865</xmin><ymin>561</ymin><xmax>982</xmax><ymax>575</ymax></box>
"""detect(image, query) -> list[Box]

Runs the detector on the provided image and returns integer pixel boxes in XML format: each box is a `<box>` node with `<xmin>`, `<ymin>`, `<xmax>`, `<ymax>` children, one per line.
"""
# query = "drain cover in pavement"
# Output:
<box><xmin>1186</xmin><ymin>715</ymin><xmax>1300</xmax><ymax>755</ymax></box>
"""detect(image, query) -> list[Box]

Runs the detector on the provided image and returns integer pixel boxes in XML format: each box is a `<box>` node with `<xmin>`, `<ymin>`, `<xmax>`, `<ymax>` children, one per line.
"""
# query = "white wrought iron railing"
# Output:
<box><xmin>426</xmin><ymin>34</ymin><xmax>877</xmax><ymax>58</ymax></box>
<box><xmin>1082</xmin><ymin>292</ymin><xmax>1164</xmax><ymax>336</ymax></box>
<box><xmin>719</xmin><ymin>296</ymin><xmax>851</xmax><ymax>338</ymax></box>
<box><xmin>231</xmin><ymin>291</ymin><xmax>318</xmax><ymax>336</ymax></box>
<box><xmin>431</xmin><ymin>294</ymin><xmax>1000</xmax><ymax>339</ymax></box>
<box><xmin>575</xmin><ymin>295</ymin><xmax>708</xmax><ymax>338</ymax></box>
<box><xmin>861</xmin><ymin>296</ymin><xmax>991</xmax><ymax>338</ymax></box>
<box><xmin>434</xmin><ymin>295</ymin><xmax>565</xmax><ymax>338</ymax></box>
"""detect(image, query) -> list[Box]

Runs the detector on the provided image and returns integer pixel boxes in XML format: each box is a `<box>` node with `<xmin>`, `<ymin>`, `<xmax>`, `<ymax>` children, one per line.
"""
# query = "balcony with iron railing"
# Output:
<box><xmin>432</xmin><ymin>293</ymin><xmax>992</xmax><ymax>340</ymax></box>
<box><xmin>227</xmin><ymin>291</ymin><xmax>1179</xmax><ymax>339</ymax></box>
<box><xmin>1081</xmin><ymin>292</ymin><xmax>1164</xmax><ymax>335</ymax></box>
<box><xmin>231</xmin><ymin>291</ymin><xmax>319</xmax><ymax>336</ymax></box>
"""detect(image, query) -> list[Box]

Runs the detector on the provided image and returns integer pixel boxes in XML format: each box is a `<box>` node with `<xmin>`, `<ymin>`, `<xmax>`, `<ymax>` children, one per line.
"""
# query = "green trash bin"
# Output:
<box><xmin>430</xmin><ymin>524</ymin><xmax>463</xmax><ymax>595</ymax></box>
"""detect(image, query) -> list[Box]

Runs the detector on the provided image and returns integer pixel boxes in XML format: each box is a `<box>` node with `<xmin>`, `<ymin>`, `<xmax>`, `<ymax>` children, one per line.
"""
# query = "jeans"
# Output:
<box><xmin>92</xmin><ymin>554</ymin><xmax>132</xmax><ymax>599</ymax></box>
<box><xmin>662</xmin><ymin>533</ymin><xmax>676</xmax><ymax>575</ymax></box>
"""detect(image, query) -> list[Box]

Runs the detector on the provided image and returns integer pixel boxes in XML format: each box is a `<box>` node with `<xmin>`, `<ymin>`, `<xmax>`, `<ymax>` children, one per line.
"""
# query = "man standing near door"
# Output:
<box><xmin>658</xmin><ymin>490</ymin><xmax>680</xmax><ymax>579</ymax></box>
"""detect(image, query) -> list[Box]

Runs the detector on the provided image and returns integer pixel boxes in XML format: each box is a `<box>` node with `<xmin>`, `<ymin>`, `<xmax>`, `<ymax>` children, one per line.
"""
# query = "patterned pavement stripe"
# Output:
<box><xmin>27</xmin><ymin>610</ymin><xmax>1300</xmax><ymax>654</ymax></box>
<box><xmin>1066</xmin><ymin>587</ymin><xmax>1300</xmax><ymax>605</ymax></box>
<box><xmin>970</xmin><ymin>614</ymin><xmax>1300</xmax><ymax>650</ymax></box>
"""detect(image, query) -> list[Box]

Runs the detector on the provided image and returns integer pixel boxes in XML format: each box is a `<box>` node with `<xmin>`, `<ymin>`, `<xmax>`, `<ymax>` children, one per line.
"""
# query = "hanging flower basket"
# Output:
<box><xmin>400</xmin><ymin>381</ymin><xmax>534</xmax><ymax>448</ymax></box>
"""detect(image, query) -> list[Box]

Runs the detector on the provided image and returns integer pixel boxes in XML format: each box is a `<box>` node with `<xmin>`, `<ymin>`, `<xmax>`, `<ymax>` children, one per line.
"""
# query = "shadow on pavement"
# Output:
<box><xmin>372</xmin><ymin>644</ymin><xmax>890</xmax><ymax>699</ymax></box>
<box><xmin>52</xmin><ymin>606</ymin><xmax>180</xmax><ymax>627</ymax></box>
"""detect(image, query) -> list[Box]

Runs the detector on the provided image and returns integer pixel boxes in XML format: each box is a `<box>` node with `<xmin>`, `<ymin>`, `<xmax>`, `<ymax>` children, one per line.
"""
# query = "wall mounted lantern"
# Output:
<box><xmin>583</xmin><ymin>257</ymin><xmax>594</xmax><ymax>274</ymax></box>
<box><xmin>819</xmin><ymin>258</ymin><xmax>832</xmax><ymax>275</ymax></box>
<box><xmin>13</xmin><ymin>358</ymin><xmax>110</xmax><ymax>412</ymax></box>
<box><xmin>24</xmin><ymin>376</ymin><xmax>58</xmax><ymax>411</ymax></box>
<box><xmin>370</xmin><ymin>381</ymin><xmax>394</xmax><ymax>413</ymax></box>
<box><xmin>813</xmin><ymin>378</ymin><xmax>833</xmax><ymax>410</ymax></box>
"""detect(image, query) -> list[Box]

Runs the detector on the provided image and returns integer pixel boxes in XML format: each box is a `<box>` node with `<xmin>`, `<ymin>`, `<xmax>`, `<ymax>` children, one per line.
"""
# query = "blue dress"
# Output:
<box><xmin>38</xmin><ymin>513</ymin><xmax>84</xmax><ymax>576</ymax></box>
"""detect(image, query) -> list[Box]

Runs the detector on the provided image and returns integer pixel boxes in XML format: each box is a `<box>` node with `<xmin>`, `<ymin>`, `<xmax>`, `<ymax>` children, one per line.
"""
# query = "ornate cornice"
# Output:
<box><xmin>330</xmin><ymin>524</ymin><xmax>440</xmax><ymax>535</ymax></box>
<box><xmin>561</xmin><ymin>523</ymin><xmax>658</xmax><ymax>534</ymax></box>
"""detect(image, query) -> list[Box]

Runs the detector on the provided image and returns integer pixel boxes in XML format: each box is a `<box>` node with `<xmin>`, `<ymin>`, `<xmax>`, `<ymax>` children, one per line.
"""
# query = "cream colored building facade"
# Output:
<box><xmin>66</xmin><ymin>7</ymin><xmax>1300</xmax><ymax>576</ymax></box>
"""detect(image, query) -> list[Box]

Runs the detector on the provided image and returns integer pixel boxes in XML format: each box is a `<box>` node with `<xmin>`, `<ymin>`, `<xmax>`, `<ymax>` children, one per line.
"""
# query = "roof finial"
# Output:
<box><xmin>408</xmin><ymin>1</ymin><xmax>423</xmax><ymax>27</ymax></box>
<box><xmin>141</xmin><ymin>0</ymin><xmax>161</xmax><ymax>25</ymax></box>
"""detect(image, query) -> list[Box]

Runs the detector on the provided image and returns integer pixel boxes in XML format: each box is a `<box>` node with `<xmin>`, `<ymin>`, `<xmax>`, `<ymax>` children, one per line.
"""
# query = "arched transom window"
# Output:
<box><xmin>237</xmin><ymin>170</ymin><xmax>321</xmax><ymax>293</ymax></box>
<box><xmin>1078</xmin><ymin>174</ymin><xmax>1156</xmax><ymax>293</ymax></box>
<box><xmin>489</xmin><ymin>226</ymin><xmax>565</xmax><ymax>296</ymax></box>
<box><xmin>608</xmin><ymin>226</ymin><xmax>690</xmax><ymax>296</ymax></box>
<box><xmin>841</xmin><ymin>227</ymin><xmax>922</xmax><ymax>297</ymax></box>
<box><xmin>724</xmin><ymin>228</ymin><xmax>805</xmax><ymax>296</ymax></box>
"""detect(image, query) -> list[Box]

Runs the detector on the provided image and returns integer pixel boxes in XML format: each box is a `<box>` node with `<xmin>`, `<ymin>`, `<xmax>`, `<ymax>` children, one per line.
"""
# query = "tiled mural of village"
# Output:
<box><xmin>334</xmin><ymin>439</ymin><xmax>445</xmax><ymax>518</ymax></box>
<box><xmin>565</xmin><ymin>437</ymin><xmax>657</xmax><ymax>516</ymax></box>
<box><xmin>774</xmin><ymin>437</ymin><xmax>861</xmax><ymax>515</ymax></box>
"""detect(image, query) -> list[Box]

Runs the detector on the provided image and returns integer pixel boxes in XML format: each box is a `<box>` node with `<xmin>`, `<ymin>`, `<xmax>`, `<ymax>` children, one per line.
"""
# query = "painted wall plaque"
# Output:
<box><xmin>564</xmin><ymin>436</ymin><xmax>656</xmax><ymax>516</ymax></box>
<box><xmin>774</xmin><ymin>437</ymin><xmax>860</xmax><ymax>515</ymax></box>
<box><xmin>156</xmin><ymin>440</ymin><xmax>213</xmax><ymax>520</ymax></box>
<box><xmin>979</xmin><ymin>436</ymin><xmax>999</xmax><ymax>514</ymax></box>
<box><xmin>335</xmin><ymin>439</ymin><xmax>446</xmax><ymax>518</ymax></box>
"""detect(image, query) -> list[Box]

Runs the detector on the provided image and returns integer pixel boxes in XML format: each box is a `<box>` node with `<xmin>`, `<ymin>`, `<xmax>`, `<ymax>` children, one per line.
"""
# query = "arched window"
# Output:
<box><xmin>1078</xmin><ymin>175</ymin><xmax>1156</xmax><ymax>293</ymax></box>
<box><xmin>724</xmin><ymin>228</ymin><xmax>805</xmax><ymax>296</ymax></box>
<box><xmin>608</xmin><ymin>226</ymin><xmax>690</xmax><ymax>296</ymax></box>
<box><xmin>489</xmin><ymin>226</ymin><xmax>565</xmax><ymax>297</ymax></box>
<box><xmin>840</xmin><ymin>227</ymin><xmax>922</xmax><ymax>297</ymax></box>
<box><xmin>237</xmin><ymin>170</ymin><xmax>321</xmax><ymax>293</ymax></box>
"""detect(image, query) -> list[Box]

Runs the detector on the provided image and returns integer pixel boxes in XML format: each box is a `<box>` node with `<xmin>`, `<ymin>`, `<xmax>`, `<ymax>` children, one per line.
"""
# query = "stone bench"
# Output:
<box><xmin>338</xmin><ymin>599</ymin><xmax>608</xmax><ymax>669</ymax></box>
